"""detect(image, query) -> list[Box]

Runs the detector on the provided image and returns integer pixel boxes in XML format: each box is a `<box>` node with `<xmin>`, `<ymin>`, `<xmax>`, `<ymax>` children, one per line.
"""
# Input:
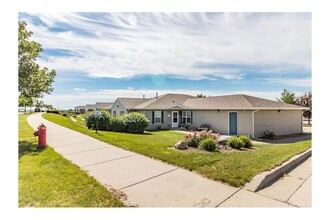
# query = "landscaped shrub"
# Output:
<box><xmin>47</xmin><ymin>110</ymin><xmax>60</xmax><ymax>114</ymax></box>
<box><xmin>84</xmin><ymin>111</ymin><xmax>111</xmax><ymax>130</ymax></box>
<box><xmin>185</xmin><ymin>133</ymin><xmax>199</xmax><ymax>148</ymax></box>
<box><xmin>263</xmin><ymin>130</ymin><xmax>276</xmax><ymax>139</ymax></box>
<box><xmin>185</xmin><ymin>131</ymin><xmax>221</xmax><ymax>148</ymax></box>
<box><xmin>198</xmin><ymin>137</ymin><xmax>217</xmax><ymax>152</ymax></box>
<box><xmin>226</xmin><ymin>136</ymin><xmax>244</xmax><ymax>149</ymax></box>
<box><xmin>239</xmin><ymin>135</ymin><xmax>252</xmax><ymax>148</ymax></box>
<box><xmin>121</xmin><ymin>112</ymin><xmax>150</xmax><ymax>133</ymax></box>
<box><xmin>62</xmin><ymin>113</ymin><xmax>67</xmax><ymax>117</ymax></box>
<box><xmin>109</xmin><ymin>116</ymin><xmax>126</xmax><ymax>132</ymax></box>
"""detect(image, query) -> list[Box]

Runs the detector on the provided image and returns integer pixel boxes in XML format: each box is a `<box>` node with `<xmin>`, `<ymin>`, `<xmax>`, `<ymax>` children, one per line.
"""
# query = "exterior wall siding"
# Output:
<box><xmin>138</xmin><ymin>110</ymin><xmax>173</xmax><ymax>130</ymax></box>
<box><xmin>254</xmin><ymin>110</ymin><xmax>302</xmax><ymax>138</ymax></box>
<box><xmin>191</xmin><ymin>110</ymin><xmax>253</xmax><ymax>136</ymax></box>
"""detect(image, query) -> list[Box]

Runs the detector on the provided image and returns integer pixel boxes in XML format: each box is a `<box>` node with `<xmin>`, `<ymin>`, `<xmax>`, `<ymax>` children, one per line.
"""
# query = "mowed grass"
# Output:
<box><xmin>19</xmin><ymin>114</ymin><xmax>125</xmax><ymax>207</ymax></box>
<box><xmin>43</xmin><ymin>113</ymin><xmax>312</xmax><ymax>187</ymax></box>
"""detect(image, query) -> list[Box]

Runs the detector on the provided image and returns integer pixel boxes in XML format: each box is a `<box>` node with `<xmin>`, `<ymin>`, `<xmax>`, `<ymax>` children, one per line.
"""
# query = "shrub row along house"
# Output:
<box><xmin>75</xmin><ymin>93</ymin><xmax>308</xmax><ymax>138</ymax></box>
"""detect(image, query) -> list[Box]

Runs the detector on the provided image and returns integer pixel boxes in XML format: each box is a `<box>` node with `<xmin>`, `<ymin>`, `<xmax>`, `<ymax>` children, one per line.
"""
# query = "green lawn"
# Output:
<box><xmin>19</xmin><ymin>113</ymin><xmax>125</xmax><ymax>207</ymax></box>
<box><xmin>43</xmin><ymin>113</ymin><xmax>312</xmax><ymax>187</ymax></box>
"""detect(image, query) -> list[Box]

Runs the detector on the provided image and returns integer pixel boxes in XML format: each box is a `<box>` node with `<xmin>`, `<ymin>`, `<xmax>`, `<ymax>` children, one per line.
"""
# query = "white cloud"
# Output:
<box><xmin>265</xmin><ymin>77</ymin><xmax>311</xmax><ymax>88</ymax></box>
<box><xmin>42</xmin><ymin>88</ymin><xmax>305</xmax><ymax>110</ymax></box>
<box><xmin>23</xmin><ymin>13</ymin><xmax>310</xmax><ymax>80</ymax></box>
<box><xmin>73</xmin><ymin>88</ymin><xmax>86</xmax><ymax>91</ymax></box>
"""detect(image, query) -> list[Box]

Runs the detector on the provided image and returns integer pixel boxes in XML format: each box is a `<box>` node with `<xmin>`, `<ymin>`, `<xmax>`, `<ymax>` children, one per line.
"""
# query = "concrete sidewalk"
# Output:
<box><xmin>26</xmin><ymin>113</ymin><xmax>308</xmax><ymax>207</ymax></box>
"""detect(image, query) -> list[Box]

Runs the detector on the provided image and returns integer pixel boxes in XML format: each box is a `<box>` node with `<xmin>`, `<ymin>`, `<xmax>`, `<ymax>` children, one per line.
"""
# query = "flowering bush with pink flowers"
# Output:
<box><xmin>184</xmin><ymin>131</ymin><xmax>221</xmax><ymax>148</ymax></box>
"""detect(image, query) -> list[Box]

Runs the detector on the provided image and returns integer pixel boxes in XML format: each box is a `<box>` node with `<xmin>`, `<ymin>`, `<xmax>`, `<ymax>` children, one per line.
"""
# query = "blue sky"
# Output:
<box><xmin>19</xmin><ymin>12</ymin><xmax>311</xmax><ymax>109</ymax></box>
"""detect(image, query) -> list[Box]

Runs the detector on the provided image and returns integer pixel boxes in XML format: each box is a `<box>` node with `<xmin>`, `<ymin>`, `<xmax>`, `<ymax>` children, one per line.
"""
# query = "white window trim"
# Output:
<box><xmin>182</xmin><ymin>111</ymin><xmax>191</xmax><ymax>124</ymax></box>
<box><xmin>154</xmin><ymin>111</ymin><xmax>162</xmax><ymax>124</ymax></box>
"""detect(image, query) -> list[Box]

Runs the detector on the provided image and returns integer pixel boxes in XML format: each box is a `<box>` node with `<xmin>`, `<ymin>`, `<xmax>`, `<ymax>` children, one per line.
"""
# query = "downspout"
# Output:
<box><xmin>301</xmin><ymin>110</ymin><xmax>303</xmax><ymax>133</ymax></box>
<box><xmin>252</xmin><ymin>109</ymin><xmax>259</xmax><ymax>138</ymax></box>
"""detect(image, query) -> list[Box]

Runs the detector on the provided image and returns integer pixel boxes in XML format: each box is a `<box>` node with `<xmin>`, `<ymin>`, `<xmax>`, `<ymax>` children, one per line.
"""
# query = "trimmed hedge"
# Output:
<box><xmin>239</xmin><ymin>135</ymin><xmax>253</xmax><ymax>148</ymax></box>
<box><xmin>226</xmin><ymin>136</ymin><xmax>244</xmax><ymax>149</ymax></box>
<box><xmin>47</xmin><ymin>110</ymin><xmax>60</xmax><ymax>114</ymax></box>
<box><xmin>109</xmin><ymin>116</ymin><xmax>125</xmax><ymax>132</ymax></box>
<box><xmin>122</xmin><ymin>112</ymin><xmax>150</xmax><ymax>134</ymax></box>
<box><xmin>198</xmin><ymin>137</ymin><xmax>217</xmax><ymax>152</ymax></box>
<box><xmin>85</xmin><ymin>112</ymin><xmax>150</xmax><ymax>134</ymax></box>
<box><xmin>84</xmin><ymin>111</ymin><xmax>111</xmax><ymax>130</ymax></box>
<box><xmin>226</xmin><ymin>135</ymin><xmax>253</xmax><ymax>149</ymax></box>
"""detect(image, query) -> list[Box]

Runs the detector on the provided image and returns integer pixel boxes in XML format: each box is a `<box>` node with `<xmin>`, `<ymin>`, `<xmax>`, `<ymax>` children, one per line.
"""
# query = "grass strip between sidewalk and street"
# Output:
<box><xmin>19</xmin><ymin>113</ymin><xmax>125</xmax><ymax>207</ymax></box>
<box><xmin>43</xmin><ymin>113</ymin><xmax>312</xmax><ymax>187</ymax></box>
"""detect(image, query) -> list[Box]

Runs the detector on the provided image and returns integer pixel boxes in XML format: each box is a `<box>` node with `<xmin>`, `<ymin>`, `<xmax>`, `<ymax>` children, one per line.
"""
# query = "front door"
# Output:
<box><xmin>229</xmin><ymin>112</ymin><xmax>238</xmax><ymax>135</ymax></box>
<box><xmin>172</xmin><ymin>111</ymin><xmax>179</xmax><ymax>128</ymax></box>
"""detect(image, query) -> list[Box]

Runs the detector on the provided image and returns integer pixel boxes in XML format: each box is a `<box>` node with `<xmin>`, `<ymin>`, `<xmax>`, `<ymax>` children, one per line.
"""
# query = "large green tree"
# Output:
<box><xmin>295</xmin><ymin>91</ymin><xmax>312</xmax><ymax>125</ymax></box>
<box><xmin>277</xmin><ymin>89</ymin><xmax>296</xmax><ymax>104</ymax></box>
<box><xmin>18</xmin><ymin>21</ymin><xmax>56</xmax><ymax>113</ymax></box>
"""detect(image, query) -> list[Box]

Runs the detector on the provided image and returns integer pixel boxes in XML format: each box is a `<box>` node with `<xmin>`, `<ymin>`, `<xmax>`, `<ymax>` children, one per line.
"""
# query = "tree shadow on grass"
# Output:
<box><xmin>19</xmin><ymin>141</ymin><xmax>45</xmax><ymax>159</ymax></box>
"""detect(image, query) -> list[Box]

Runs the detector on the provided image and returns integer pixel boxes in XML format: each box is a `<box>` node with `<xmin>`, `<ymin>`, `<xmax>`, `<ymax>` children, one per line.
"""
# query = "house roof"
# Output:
<box><xmin>118</xmin><ymin>98</ymin><xmax>149</xmax><ymax>109</ymax></box>
<box><xmin>95</xmin><ymin>102</ymin><xmax>114</xmax><ymax>109</ymax></box>
<box><xmin>74</xmin><ymin>105</ymin><xmax>87</xmax><ymax>109</ymax></box>
<box><xmin>86</xmin><ymin>104</ymin><xmax>96</xmax><ymax>109</ymax></box>
<box><xmin>182</xmin><ymin>94</ymin><xmax>308</xmax><ymax>110</ymax></box>
<box><xmin>134</xmin><ymin>93</ymin><xmax>195</xmax><ymax>109</ymax></box>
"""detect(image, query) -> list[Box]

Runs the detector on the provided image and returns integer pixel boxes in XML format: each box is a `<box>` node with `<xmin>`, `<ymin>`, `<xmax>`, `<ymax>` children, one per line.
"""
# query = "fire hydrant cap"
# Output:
<box><xmin>38</xmin><ymin>123</ymin><xmax>47</xmax><ymax>129</ymax></box>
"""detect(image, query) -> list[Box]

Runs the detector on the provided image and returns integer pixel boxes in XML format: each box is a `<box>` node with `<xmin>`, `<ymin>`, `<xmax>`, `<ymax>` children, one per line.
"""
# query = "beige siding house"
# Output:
<box><xmin>74</xmin><ymin>105</ymin><xmax>88</xmax><ymax>114</ymax></box>
<box><xmin>111</xmin><ymin>98</ymin><xmax>148</xmax><ymax>117</ymax></box>
<box><xmin>110</xmin><ymin>93</ymin><xmax>308</xmax><ymax>138</ymax></box>
<box><xmin>74</xmin><ymin>102</ymin><xmax>114</xmax><ymax>114</ymax></box>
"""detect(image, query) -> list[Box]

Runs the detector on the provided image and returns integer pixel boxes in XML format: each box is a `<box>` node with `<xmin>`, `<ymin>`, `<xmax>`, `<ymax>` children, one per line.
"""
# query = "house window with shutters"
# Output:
<box><xmin>182</xmin><ymin>111</ymin><xmax>191</xmax><ymax>124</ymax></box>
<box><xmin>154</xmin><ymin>111</ymin><xmax>162</xmax><ymax>124</ymax></box>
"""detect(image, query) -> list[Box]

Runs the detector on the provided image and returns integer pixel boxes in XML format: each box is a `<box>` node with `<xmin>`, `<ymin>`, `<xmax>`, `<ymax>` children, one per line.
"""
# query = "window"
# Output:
<box><xmin>182</xmin><ymin>111</ymin><xmax>191</xmax><ymax>124</ymax></box>
<box><xmin>113</xmin><ymin>111</ymin><xmax>116</xmax><ymax>117</ymax></box>
<box><xmin>154</xmin><ymin>111</ymin><xmax>162</xmax><ymax>124</ymax></box>
<box><xmin>120</xmin><ymin>111</ymin><xmax>124</xmax><ymax>116</ymax></box>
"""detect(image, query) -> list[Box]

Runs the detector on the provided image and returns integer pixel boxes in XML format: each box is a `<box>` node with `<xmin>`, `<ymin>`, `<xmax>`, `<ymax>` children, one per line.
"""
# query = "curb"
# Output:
<box><xmin>244</xmin><ymin>149</ymin><xmax>311</xmax><ymax>192</ymax></box>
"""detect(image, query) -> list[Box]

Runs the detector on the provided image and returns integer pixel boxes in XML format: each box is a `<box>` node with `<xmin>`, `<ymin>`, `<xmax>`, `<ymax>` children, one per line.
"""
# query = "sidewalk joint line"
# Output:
<box><xmin>215</xmin><ymin>188</ymin><xmax>241</xmax><ymax>207</ymax></box>
<box><xmin>82</xmin><ymin>155</ymin><xmax>137</xmax><ymax>168</ymax></box>
<box><xmin>254</xmin><ymin>190</ymin><xmax>299</xmax><ymax>207</ymax></box>
<box><xmin>286</xmin><ymin>173</ymin><xmax>312</xmax><ymax>203</ymax></box>
<box><xmin>119</xmin><ymin>168</ymin><xmax>180</xmax><ymax>190</ymax></box>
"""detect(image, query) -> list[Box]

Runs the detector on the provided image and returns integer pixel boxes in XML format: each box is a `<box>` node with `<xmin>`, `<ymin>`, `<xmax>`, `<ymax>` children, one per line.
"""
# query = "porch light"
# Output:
<box><xmin>168</xmin><ymin>114</ymin><xmax>171</xmax><ymax>117</ymax></box>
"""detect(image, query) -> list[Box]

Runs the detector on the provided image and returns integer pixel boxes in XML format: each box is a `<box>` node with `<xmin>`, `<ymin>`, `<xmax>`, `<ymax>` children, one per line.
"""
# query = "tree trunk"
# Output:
<box><xmin>308</xmin><ymin>118</ymin><xmax>311</xmax><ymax>125</ymax></box>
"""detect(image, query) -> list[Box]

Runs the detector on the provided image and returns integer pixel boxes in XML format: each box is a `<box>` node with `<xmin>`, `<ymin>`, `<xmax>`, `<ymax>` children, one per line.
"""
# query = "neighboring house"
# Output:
<box><xmin>86</xmin><ymin>104</ymin><xmax>96</xmax><ymax>112</ymax></box>
<box><xmin>95</xmin><ymin>102</ymin><xmax>114</xmax><ymax>113</ymax></box>
<box><xmin>111</xmin><ymin>97</ymin><xmax>148</xmax><ymax>117</ymax></box>
<box><xmin>74</xmin><ymin>105</ymin><xmax>88</xmax><ymax>114</ymax></box>
<box><xmin>111</xmin><ymin>93</ymin><xmax>308</xmax><ymax>138</ymax></box>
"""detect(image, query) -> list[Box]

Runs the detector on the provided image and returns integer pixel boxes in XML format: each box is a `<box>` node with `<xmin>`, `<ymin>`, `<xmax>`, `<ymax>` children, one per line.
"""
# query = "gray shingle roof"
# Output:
<box><xmin>95</xmin><ymin>102</ymin><xmax>114</xmax><ymax>109</ymax></box>
<box><xmin>118</xmin><ymin>98</ymin><xmax>149</xmax><ymax>109</ymax></box>
<box><xmin>182</xmin><ymin>94</ymin><xmax>308</xmax><ymax>110</ymax></box>
<box><xmin>135</xmin><ymin>93</ymin><xmax>195</xmax><ymax>109</ymax></box>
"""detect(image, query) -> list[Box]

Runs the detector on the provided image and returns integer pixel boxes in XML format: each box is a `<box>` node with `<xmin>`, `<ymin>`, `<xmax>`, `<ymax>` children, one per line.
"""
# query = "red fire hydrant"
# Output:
<box><xmin>34</xmin><ymin>123</ymin><xmax>47</xmax><ymax>148</ymax></box>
